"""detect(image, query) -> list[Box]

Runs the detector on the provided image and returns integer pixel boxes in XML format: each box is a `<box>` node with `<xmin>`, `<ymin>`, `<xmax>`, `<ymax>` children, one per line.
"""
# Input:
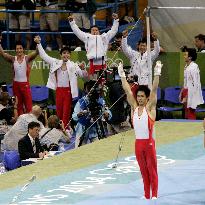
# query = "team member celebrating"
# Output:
<box><xmin>34</xmin><ymin>36</ymin><xmax>88</xmax><ymax>127</ymax></box>
<box><xmin>68</xmin><ymin>13</ymin><xmax>119</xmax><ymax>79</ymax></box>
<box><xmin>179</xmin><ymin>47</ymin><xmax>204</xmax><ymax>119</ymax></box>
<box><xmin>121</xmin><ymin>30</ymin><xmax>160</xmax><ymax>87</ymax></box>
<box><xmin>0</xmin><ymin>37</ymin><xmax>38</xmax><ymax>115</ymax></box>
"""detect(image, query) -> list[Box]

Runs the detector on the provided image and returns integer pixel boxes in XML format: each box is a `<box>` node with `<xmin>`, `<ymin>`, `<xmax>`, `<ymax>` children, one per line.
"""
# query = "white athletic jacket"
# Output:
<box><xmin>69</xmin><ymin>19</ymin><xmax>119</xmax><ymax>62</ymax></box>
<box><xmin>121</xmin><ymin>37</ymin><xmax>160</xmax><ymax>85</ymax></box>
<box><xmin>37</xmin><ymin>44</ymin><xmax>87</xmax><ymax>99</ymax></box>
<box><xmin>184</xmin><ymin>61</ymin><xmax>204</xmax><ymax>109</ymax></box>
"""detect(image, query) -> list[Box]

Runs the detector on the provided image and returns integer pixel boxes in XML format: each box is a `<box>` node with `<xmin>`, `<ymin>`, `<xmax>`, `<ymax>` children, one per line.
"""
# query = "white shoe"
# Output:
<box><xmin>152</xmin><ymin>197</ymin><xmax>157</xmax><ymax>200</ymax></box>
<box><xmin>46</xmin><ymin>46</ymin><xmax>52</xmax><ymax>51</ymax></box>
<box><xmin>140</xmin><ymin>196</ymin><xmax>146</xmax><ymax>200</ymax></box>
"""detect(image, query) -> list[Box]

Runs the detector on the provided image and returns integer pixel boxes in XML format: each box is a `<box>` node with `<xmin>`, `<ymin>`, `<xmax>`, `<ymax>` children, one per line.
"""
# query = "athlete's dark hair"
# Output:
<box><xmin>136</xmin><ymin>85</ymin><xmax>151</xmax><ymax>98</ymax></box>
<box><xmin>60</xmin><ymin>46</ymin><xmax>70</xmax><ymax>55</ymax></box>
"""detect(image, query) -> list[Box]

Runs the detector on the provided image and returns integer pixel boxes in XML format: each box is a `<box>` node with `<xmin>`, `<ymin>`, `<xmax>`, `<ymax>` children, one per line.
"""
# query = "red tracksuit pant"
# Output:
<box><xmin>13</xmin><ymin>81</ymin><xmax>32</xmax><ymax>115</ymax></box>
<box><xmin>135</xmin><ymin>138</ymin><xmax>158</xmax><ymax>199</ymax></box>
<box><xmin>56</xmin><ymin>87</ymin><xmax>72</xmax><ymax>127</ymax></box>
<box><xmin>181</xmin><ymin>88</ymin><xmax>196</xmax><ymax>119</ymax></box>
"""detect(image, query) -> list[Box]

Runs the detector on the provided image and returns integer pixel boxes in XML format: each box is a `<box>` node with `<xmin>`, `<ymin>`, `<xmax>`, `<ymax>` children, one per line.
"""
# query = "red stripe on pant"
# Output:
<box><xmin>135</xmin><ymin>138</ymin><xmax>158</xmax><ymax>199</ymax></box>
<box><xmin>13</xmin><ymin>81</ymin><xmax>32</xmax><ymax>115</ymax></box>
<box><xmin>181</xmin><ymin>88</ymin><xmax>196</xmax><ymax>119</ymax></box>
<box><xmin>56</xmin><ymin>87</ymin><xmax>72</xmax><ymax>127</ymax></box>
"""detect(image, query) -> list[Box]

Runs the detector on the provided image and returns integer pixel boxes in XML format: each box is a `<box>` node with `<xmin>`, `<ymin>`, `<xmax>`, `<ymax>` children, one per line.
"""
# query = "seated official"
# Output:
<box><xmin>18</xmin><ymin>121</ymin><xmax>47</xmax><ymax>160</ymax></box>
<box><xmin>39</xmin><ymin>115</ymin><xmax>70</xmax><ymax>151</ymax></box>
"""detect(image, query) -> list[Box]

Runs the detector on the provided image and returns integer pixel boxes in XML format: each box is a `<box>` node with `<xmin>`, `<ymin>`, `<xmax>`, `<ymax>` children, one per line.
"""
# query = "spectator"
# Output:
<box><xmin>71</xmin><ymin>0</ymin><xmax>91</xmax><ymax>31</ymax></box>
<box><xmin>68</xmin><ymin>13</ymin><xmax>119</xmax><ymax>77</ymax></box>
<box><xmin>0</xmin><ymin>92</ymin><xmax>18</xmax><ymax>125</ymax></box>
<box><xmin>39</xmin><ymin>0</ymin><xmax>63</xmax><ymax>50</ymax></box>
<box><xmin>18</xmin><ymin>121</ymin><xmax>47</xmax><ymax>160</ymax></box>
<box><xmin>6</xmin><ymin>0</ymin><xmax>33</xmax><ymax>50</ymax></box>
<box><xmin>39</xmin><ymin>115</ymin><xmax>70</xmax><ymax>151</ymax></box>
<box><xmin>72</xmin><ymin>80</ymin><xmax>112</xmax><ymax>148</ymax></box>
<box><xmin>0</xmin><ymin>36</ymin><xmax>38</xmax><ymax>115</ymax></box>
<box><xmin>34</xmin><ymin>35</ymin><xmax>88</xmax><ymax>127</ymax></box>
<box><xmin>179</xmin><ymin>47</ymin><xmax>204</xmax><ymax>119</ymax></box>
<box><xmin>2</xmin><ymin>105</ymin><xmax>44</xmax><ymax>151</ymax></box>
<box><xmin>121</xmin><ymin>30</ymin><xmax>160</xmax><ymax>87</ymax></box>
<box><xmin>194</xmin><ymin>34</ymin><xmax>205</xmax><ymax>53</ymax></box>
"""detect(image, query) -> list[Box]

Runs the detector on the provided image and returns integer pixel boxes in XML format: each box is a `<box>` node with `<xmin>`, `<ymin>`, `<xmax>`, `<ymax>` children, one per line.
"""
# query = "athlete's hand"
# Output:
<box><xmin>112</xmin><ymin>13</ymin><xmax>118</xmax><ymax>20</ymax></box>
<box><xmin>34</xmin><ymin>35</ymin><xmax>41</xmax><ymax>44</ymax></box>
<box><xmin>154</xmin><ymin>61</ymin><xmax>163</xmax><ymax>76</ymax></box>
<box><xmin>68</xmin><ymin>15</ymin><xmax>74</xmax><ymax>22</ymax></box>
<box><xmin>151</xmin><ymin>32</ymin><xmax>158</xmax><ymax>41</ymax></box>
<box><xmin>118</xmin><ymin>62</ymin><xmax>126</xmax><ymax>78</ymax></box>
<box><xmin>122</xmin><ymin>30</ymin><xmax>128</xmax><ymax>38</ymax></box>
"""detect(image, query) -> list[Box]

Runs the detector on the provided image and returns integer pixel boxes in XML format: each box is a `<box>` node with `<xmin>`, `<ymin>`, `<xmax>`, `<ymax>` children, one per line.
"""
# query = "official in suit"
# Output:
<box><xmin>18</xmin><ymin>121</ymin><xmax>47</xmax><ymax>160</ymax></box>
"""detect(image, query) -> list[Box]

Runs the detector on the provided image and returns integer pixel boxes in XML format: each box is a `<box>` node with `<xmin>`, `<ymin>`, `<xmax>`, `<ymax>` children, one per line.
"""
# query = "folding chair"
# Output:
<box><xmin>31</xmin><ymin>85</ymin><xmax>49</xmax><ymax>109</ymax></box>
<box><xmin>157</xmin><ymin>86</ymin><xmax>183</xmax><ymax>119</ymax></box>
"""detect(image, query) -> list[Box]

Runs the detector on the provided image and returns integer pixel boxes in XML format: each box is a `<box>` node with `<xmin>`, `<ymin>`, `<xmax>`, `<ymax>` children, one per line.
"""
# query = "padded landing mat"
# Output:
<box><xmin>0</xmin><ymin>135</ymin><xmax>204</xmax><ymax>204</ymax></box>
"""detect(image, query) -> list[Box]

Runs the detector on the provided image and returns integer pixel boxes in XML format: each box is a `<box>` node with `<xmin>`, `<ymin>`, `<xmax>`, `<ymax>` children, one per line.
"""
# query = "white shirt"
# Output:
<box><xmin>121</xmin><ymin>38</ymin><xmax>160</xmax><ymax>86</ymax></box>
<box><xmin>28</xmin><ymin>133</ymin><xmax>36</xmax><ymax>153</ymax></box>
<box><xmin>133</xmin><ymin>107</ymin><xmax>149</xmax><ymax>139</ymax></box>
<box><xmin>69</xmin><ymin>19</ymin><xmax>119</xmax><ymax>61</ymax></box>
<box><xmin>39</xmin><ymin>128</ymin><xmax>64</xmax><ymax>147</ymax></box>
<box><xmin>184</xmin><ymin>61</ymin><xmax>204</xmax><ymax>109</ymax></box>
<box><xmin>56</xmin><ymin>68</ymin><xmax>70</xmax><ymax>87</ymax></box>
<box><xmin>13</xmin><ymin>56</ymin><xmax>28</xmax><ymax>82</ymax></box>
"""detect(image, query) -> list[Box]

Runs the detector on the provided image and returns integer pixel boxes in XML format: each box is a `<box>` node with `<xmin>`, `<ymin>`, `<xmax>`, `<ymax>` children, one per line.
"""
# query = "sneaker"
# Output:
<box><xmin>152</xmin><ymin>197</ymin><xmax>157</xmax><ymax>200</ymax></box>
<box><xmin>140</xmin><ymin>196</ymin><xmax>146</xmax><ymax>200</ymax></box>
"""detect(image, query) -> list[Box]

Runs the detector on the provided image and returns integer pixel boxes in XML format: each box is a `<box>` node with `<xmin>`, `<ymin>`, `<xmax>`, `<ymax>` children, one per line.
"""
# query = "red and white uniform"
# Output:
<box><xmin>121</xmin><ymin>38</ymin><xmax>160</xmax><ymax>87</ymax></box>
<box><xmin>37</xmin><ymin>43</ymin><xmax>88</xmax><ymax>127</ymax></box>
<box><xmin>69</xmin><ymin>19</ymin><xmax>119</xmax><ymax>75</ymax></box>
<box><xmin>133</xmin><ymin>107</ymin><xmax>158</xmax><ymax>199</ymax></box>
<box><xmin>180</xmin><ymin>62</ymin><xmax>204</xmax><ymax>119</ymax></box>
<box><xmin>13</xmin><ymin>56</ymin><xmax>32</xmax><ymax>115</ymax></box>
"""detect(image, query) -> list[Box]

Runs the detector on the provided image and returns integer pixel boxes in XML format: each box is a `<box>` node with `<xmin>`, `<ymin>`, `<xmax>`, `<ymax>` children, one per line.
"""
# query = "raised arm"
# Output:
<box><xmin>151</xmin><ymin>32</ymin><xmax>160</xmax><ymax>61</ymax></box>
<box><xmin>147</xmin><ymin>61</ymin><xmax>163</xmax><ymax>111</ymax></box>
<box><xmin>68</xmin><ymin>15</ymin><xmax>88</xmax><ymax>42</ymax></box>
<box><xmin>103</xmin><ymin>13</ymin><xmax>119</xmax><ymax>41</ymax></box>
<box><xmin>34</xmin><ymin>36</ymin><xmax>55</xmax><ymax>65</ymax></box>
<box><xmin>27</xmin><ymin>46</ymin><xmax>39</xmax><ymax>63</ymax></box>
<box><xmin>118</xmin><ymin>62</ymin><xmax>137</xmax><ymax>109</ymax></box>
<box><xmin>121</xmin><ymin>30</ymin><xmax>136</xmax><ymax>59</ymax></box>
<box><xmin>0</xmin><ymin>36</ymin><xmax>14</xmax><ymax>63</ymax></box>
<box><xmin>74</xmin><ymin>63</ymin><xmax>88</xmax><ymax>78</ymax></box>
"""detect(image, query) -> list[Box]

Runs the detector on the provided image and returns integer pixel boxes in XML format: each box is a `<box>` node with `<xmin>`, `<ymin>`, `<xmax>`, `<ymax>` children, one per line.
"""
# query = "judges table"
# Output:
<box><xmin>21</xmin><ymin>151</ymin><xmax>62</xmax><ymax>166</ymax></box>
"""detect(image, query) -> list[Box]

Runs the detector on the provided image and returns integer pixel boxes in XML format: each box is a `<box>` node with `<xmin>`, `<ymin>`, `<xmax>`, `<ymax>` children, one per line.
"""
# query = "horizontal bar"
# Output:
<box><xmin>2</xmin><ymin>31</ymin><xmax>73</xmax><ymax>35</ymax></box>
<box><xmin>150</xmin><ymin>6</ymin><xmax>205</xmax><ymax>10</ymax></box>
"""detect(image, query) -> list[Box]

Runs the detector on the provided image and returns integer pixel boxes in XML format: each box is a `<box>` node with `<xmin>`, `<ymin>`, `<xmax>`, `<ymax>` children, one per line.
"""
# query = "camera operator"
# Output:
<box><xmin>0</xmin><ymin>92</ymin><xmax>18</xmax><ymax>125</ymax></box>
<box><xmin>72</xmin><ymin>81</ymin><xmax>112</xmax><ymax>148</ymax></box>
<box><xmin>39</xmin><ymin>115</ymin><xmax>70</xmax><ymax>151</ymax></box>
<box><xmin>108</xmin><ymin>32</ymin><xmax>123</xmax><ymax>51</ymax></box>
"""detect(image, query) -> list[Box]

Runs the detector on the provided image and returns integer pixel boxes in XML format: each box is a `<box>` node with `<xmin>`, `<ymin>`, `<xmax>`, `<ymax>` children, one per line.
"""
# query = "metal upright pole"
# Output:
<box><xmin>6</xmin><ymin>10</ymin><xmax>10</xmax><ymax>49</ymax></box>
<box><xmin>145</xmin><ymin>7</ymin><xmax>152</xmax><ymax>89</ymax></box>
